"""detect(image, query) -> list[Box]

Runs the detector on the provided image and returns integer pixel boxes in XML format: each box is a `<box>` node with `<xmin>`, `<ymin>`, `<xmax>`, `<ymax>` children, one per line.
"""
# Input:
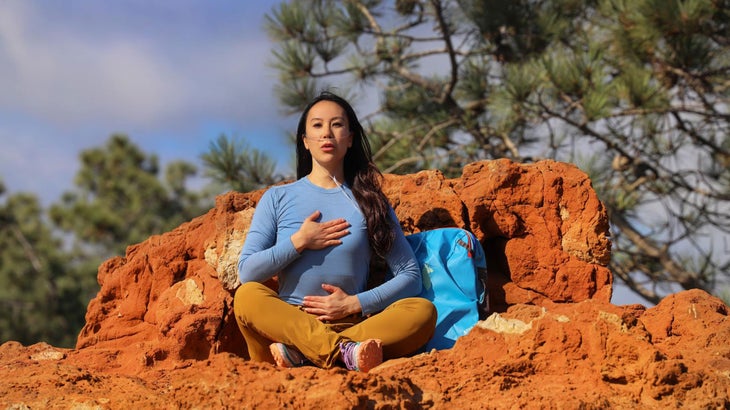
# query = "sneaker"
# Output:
<box><xmin>269</xmin><ymin>343</ymin><xmax>308</xmax><ymax>368</ymax></box>
<box><xmin>339</xmin><ymin>339</ymin><xmax>383</xmax><ymax>373</ymax></box>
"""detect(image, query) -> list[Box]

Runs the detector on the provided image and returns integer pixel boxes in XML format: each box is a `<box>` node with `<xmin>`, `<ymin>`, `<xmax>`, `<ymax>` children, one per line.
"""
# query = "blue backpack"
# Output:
<box><xmin>405</xmin><ymin>228</ymin><xmax>488</xmax><ymax>351</ymax></box>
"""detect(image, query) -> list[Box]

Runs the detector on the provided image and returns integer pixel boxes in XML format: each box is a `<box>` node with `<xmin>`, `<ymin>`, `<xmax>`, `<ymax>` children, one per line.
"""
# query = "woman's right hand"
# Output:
<box><xmin>290</xmin><ymin>210</ymin><xmax>350</xmax><ymax>253</ymax></box>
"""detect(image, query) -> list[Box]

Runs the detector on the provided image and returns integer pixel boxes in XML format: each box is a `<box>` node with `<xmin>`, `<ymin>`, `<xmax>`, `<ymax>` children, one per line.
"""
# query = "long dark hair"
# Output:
<box><xmin>296</xmin><ymin>91</ymin><xmax>395</xmax><ymax>258</ymax></box>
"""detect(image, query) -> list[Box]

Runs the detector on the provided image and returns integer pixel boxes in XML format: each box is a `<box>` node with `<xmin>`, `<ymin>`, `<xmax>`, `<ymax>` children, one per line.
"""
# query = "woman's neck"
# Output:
<box><xmin>307</xmin><ymin>167</ymin><xmax>345</xmax><ymax>189</ymax></box>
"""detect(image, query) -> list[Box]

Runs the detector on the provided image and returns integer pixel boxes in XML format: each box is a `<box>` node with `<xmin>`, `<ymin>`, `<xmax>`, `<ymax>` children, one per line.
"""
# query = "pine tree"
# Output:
<box><xmin>200</xmin><ymin>134</ymin><xmax>283</xmax><ymax>194</ymax></box>
<box><xmin>50</xmin><ymin>134</ymin><xmax>206</xmax><ymax>258</ymax></box>
<box><xmin>0</xmin><ymin>190</ymin><xmax>90</xmax><ymax>347</ymax></box>
<box><xmin>265</xmin><ymin>0</ymin><xmax>730</xmax><ymax>304</ymax></box>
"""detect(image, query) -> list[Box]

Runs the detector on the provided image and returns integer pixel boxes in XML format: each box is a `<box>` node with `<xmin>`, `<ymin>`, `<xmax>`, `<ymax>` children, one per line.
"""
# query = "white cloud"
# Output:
<box><xmin>2</xmin><ymin>8</ymin><xmax>150</xmax><ymax>125</ymax></box>
<box><xmin>0</xmin><ymin>2</ymin><xmax>279</xmax><ymax>130</ymax></box>
<box><xmin>0</xmin><ymin>1</ymin><xmax>287</xmax><ymax>204</ymax></box>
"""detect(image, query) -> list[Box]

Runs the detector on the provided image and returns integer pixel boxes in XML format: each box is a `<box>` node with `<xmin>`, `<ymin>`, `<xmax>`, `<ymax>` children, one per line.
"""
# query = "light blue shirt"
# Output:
<box><xmin>237</xmin><ymin>177</ymin><xmax>421</xmax><ymax>315</ymax></box>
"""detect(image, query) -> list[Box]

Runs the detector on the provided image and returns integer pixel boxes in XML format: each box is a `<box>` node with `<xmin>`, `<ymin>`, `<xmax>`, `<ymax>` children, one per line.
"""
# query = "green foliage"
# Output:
<box><xmin>0</xmin><ymin>192</ymin><xmax>91</xmax><ymax>347</ymax></box>
<box><xmin>267</xmin><ymin>0</ymin><xmax>730</xmax><ymax>304</ymax></box>
<box><xmin>1</xmin><ymin>135</ymin><xmax>211</xmax><ymax>346</ymax></box>
<box><xmin>50</xmin><ymin>135</ymin><xmax>205</xmax><ymax>257</ymax></box>
<box><xmin>1</xmin><ymin>130</ymin><xmax>284</xmax><ymax>346</ymax></box>
<box><xmin>201</xmin><ymin>134</ymin><xmax>283</xmax><ymax>193</ymax></box>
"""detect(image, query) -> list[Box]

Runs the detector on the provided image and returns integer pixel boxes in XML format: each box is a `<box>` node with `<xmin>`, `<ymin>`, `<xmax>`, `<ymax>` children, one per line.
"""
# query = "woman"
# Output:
<box><xmin>233</xmin><ymin>91</ymin><xmax>436</xmax><ymax>372</ymax></box>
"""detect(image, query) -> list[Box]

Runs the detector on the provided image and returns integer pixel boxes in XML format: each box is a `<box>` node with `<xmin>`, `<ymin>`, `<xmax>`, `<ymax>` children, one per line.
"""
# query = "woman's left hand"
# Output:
<box><xmin>302</xmin><ymin>284</ymin><xmax>362</xmax><ymax>321</ymax></box>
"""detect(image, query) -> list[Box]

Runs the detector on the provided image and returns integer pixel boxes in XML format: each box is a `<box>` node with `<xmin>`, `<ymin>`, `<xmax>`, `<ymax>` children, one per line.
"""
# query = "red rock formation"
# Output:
<box><xmin>73</xmin><ymin>159</ymin><xmax>613</xmax><ymax>368</ymax></box>
<box><xmin>2</xmin><ymin>289</ymin><xmax>727</xmax><ymax>408</ymax></box>
<box><xmin>1</xmin><ymin>159</ymin><xmax>727</xmax><ymax>408</ymax></box>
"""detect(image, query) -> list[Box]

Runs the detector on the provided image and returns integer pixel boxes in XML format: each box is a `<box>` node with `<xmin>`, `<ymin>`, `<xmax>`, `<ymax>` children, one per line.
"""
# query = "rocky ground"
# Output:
<box><xmin>2</xmin><ymin>289</ymin><xmax>729</xmax><ymax>409</ymax></box>
<box><xmin>2</xmin><ymin>160</ymin><xmax>728</xmax><ymax>409</ymax></box>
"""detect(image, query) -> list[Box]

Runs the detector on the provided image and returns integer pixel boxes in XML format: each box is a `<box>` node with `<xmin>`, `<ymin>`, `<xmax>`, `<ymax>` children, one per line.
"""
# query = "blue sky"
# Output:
<box><xmin>0</xmin><ymin>0</ymin><xmax>294</xmax><ymax>202</ymax></box>
<box><xmin>0</xmin><ymin>1</ymin><xmax>647</xmax><ymax>306</ymax></box>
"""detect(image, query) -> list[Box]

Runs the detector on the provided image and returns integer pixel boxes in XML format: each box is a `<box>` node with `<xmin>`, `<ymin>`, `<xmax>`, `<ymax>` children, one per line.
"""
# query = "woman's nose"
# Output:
<box><xmin>321</xmin><ymin>127</ymin><xmax>334</xmax><ymax>139</ymax></box>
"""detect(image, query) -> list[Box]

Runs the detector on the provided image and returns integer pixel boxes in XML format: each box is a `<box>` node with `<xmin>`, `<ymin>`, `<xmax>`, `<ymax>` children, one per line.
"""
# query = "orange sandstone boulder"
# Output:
<box><xmin>74</xmin><ymin>159</ymin><xmax>612</xmax><ymax>372</ymax></box>
<box><xmin>1</xmin><ymin>160</ymin><xmax>729</xmax><ymax>409</ymax></box>
<box><xmin>1</xmin><ymin>289</ymin><xmax>727</xmax><ymax>408</ymax></box>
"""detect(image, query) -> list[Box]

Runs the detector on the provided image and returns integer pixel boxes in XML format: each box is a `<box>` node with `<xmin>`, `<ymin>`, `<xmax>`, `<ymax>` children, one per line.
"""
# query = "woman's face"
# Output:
<box><xmin>303</xmin><ymin>100</ymin><xmax>353</xmax><ymax>169</ymax></box>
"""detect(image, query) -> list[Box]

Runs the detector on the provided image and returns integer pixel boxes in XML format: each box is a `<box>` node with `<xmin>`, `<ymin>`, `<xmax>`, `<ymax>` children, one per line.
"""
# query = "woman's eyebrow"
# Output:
<box><xmin>309</xmin><ymin>116</ymin><xmax>346</xmax><ymax>122</ymax></box>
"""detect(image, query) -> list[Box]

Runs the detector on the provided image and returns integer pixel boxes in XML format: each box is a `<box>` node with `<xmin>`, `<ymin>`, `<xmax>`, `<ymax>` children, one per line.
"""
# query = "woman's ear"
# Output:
<box><xmin>302</xmin><ymin>134</ymin><xmax>310</xmax><ymax>150</ymax></box>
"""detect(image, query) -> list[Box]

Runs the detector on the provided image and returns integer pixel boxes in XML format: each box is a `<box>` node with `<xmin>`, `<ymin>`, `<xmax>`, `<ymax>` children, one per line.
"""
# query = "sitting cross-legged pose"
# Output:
<box><xmin>233</xmin><ymin>91</ymin><xmax>437</xmax><ymax>372</ymax></box>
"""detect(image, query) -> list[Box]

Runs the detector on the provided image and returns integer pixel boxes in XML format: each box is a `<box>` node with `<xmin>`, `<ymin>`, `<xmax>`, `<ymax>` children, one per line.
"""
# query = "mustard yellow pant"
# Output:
<box><xmin>233</xmin><ymin>281</ymin><xmax>437</xmax><ymax>368</ymax></box>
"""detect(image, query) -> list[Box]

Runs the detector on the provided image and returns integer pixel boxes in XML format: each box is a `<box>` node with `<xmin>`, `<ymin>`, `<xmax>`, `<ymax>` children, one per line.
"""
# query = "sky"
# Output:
<box><xmin>0</xmin><ymin>0</ymin><xmax>294</xmax><ymax>202</ymax></box>
<box><xmin>0</xmin><ymin>1</ymin><xmax>647</xmax><ymax>306</ymax></box>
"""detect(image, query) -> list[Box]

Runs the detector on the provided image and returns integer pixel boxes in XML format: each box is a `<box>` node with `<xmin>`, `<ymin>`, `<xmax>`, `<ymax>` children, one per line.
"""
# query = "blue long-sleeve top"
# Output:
<box><xmin>237</xmin><ymin>177</ymin><xmax>421</xmax><ymax>315</ymax></box>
